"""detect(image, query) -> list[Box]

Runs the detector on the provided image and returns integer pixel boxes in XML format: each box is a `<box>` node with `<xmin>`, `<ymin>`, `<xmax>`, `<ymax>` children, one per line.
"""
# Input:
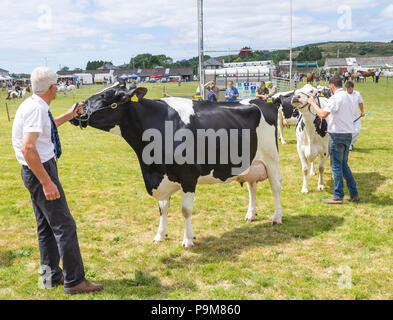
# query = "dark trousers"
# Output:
<box><xmin>21</xmin><ymin>159</ymin><xmax>85</xmax><ymax>289</ymax></box>
<box><xmin>329</xmin><ymin>134</ymin><xmax>359</xmax><ymax>200</ymax></box>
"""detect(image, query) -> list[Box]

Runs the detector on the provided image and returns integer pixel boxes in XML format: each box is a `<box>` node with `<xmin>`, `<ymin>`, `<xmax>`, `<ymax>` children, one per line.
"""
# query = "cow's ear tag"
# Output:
<box><xmin>131</xmin><ymin>95</ymin><xmax>139</xmax><ymax>102</ymax></box>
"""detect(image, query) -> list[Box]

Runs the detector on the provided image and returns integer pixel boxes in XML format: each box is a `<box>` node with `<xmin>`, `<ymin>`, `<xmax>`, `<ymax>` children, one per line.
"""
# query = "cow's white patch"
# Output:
<box><xmin>239</xmin><ymin>99</ymin><xmax>251</xmax><ymax>105</ymax></box>
<box><xmin>161</xmin><ymin>97</ymin><xmax>195</xmax><ymax>125</ymax></box>
<box><xmin>152</xmin><ymin>175</ymin><xmax>181</xmax><ymax>201</ymax></box>
<box><xmin>109</xmin><ymin>125</ymin><xmax>122</xmax><ymax>136</ymax></box>
<box><xmin>198</xmin><ymin>170</ymin><xmax>229</xmax><ymax>184</ymax></box>
<box><xmin>181</xmin><ymin>192</ymin><xmax>195</xmax><ymax>247</ymax></box>
<box><xmin>154</xmin><ymin>199</ymin><xmax>170</xmax><ymax>243</ymax></box>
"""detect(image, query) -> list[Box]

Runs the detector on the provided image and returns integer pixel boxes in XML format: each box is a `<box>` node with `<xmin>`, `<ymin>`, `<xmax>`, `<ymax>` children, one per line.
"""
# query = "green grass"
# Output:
<box><xmin>0</xmin><ymin>80</ymin><xmax>392</xmax><ymax>300</ymax></box>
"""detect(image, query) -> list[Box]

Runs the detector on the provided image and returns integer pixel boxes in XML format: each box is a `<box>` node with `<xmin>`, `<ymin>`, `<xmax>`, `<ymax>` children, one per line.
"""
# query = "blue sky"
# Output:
<box><xmin>1</xmin><ymin>0</ymin><xmax>393</xmax><ymax>73</ymax></box>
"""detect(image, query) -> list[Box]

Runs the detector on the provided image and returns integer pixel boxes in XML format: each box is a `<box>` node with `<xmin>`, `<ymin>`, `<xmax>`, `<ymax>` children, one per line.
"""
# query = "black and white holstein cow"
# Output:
<box><xmin>291</xmin><ymin>84</ymin><xmax>330</xmax><ymax>194</ymax></box>
<box><xmin>70</xmin><ymin>83</ymin><xmax>283</xmax><ymax>247</ymax></box>
<box><xmin>272</xmin><ymin>91</ymin><xmax>300</xmax><ymax>145</ymax></box>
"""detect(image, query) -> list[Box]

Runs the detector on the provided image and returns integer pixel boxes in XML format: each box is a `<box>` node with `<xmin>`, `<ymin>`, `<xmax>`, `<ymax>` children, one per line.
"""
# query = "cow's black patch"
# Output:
<box><xmin>313</xmin><ymin>116</ymin><xmax>328</xmax><ymax>138</ymax></box>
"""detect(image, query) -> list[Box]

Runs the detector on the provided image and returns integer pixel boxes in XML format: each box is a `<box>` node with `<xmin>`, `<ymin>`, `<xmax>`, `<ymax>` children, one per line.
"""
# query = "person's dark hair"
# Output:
<box><xmin>329</xmin><ymin>75</ymin><xmax>342</xmax><ymax>88</ymax></box>
<box><xmin>345</xmin><ymin>81</ymin><xmax>354</xmax><ymax>88</ymax></box>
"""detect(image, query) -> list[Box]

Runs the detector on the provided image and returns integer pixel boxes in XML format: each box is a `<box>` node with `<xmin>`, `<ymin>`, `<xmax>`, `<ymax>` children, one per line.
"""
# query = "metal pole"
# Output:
<box><xmin>289</xmin><ymin>0</ymin><xmax>293</xmax><ymax>85</ymax></box>
<box><xmin>197</xmin><ymin>0</ymin><xmax>205</xmax><ymax>99</ymax></box>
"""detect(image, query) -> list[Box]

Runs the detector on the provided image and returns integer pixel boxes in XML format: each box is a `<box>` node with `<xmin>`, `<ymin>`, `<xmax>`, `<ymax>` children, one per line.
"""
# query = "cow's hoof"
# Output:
<box><xmin>317</xmin><ymin>185</ymin><xmax>325</xmax><ymax>191</ymax></box>
<box><xmin>281</xmin><ymin>141</ymin><xmax>287</xmax><ymax>145</ymax></box>
<box><xmin>245</xmin><ymin>216</ymin><xmax>255</xmax><ymax>222</ymax></box>
<box><xmin>245</xmin><ymin>211</ymin><xmax>257</xmax><ymax>222</ymax></box>
<box><xmin>301</xmin><ymin>189</ymin><xmax>309</xmax><ymax>194</ymax></box>
<box><xmin>310</xmin><ymin>172</ymin><xmax>317</xmax><ymax>177</ymax></box>
<box><xmin>153</xmin><ymin>234</ymin><xmax>166</xmax><ymax>243</ymax></box>
<box><xmin>272</xmin><ymin>218</ymin><xmax>283</xmax><ymax>226</ymax></box>
<box><xmin>182</xmin><ymin>239</ymin><xmax>194</xmax><ymax>248</ymax></box>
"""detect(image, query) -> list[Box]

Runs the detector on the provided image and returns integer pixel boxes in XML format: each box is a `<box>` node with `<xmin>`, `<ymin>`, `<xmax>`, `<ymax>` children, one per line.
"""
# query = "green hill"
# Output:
<box><xmin>293</xmin><ymin>41</ymin><xmax>393</xmax><ymax>58</ymax></box>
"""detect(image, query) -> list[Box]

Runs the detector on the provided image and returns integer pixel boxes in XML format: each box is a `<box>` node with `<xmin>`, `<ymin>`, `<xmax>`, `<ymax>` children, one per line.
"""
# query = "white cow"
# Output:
<box><xmin>291</xmin><ymin>84</ymin><xmax>330</xmax><ymax>194</ymax></box>
<box><xmin>57</xmin><ymin>84</ymin><xmax>76</xmax><ymax>96</ymax></box>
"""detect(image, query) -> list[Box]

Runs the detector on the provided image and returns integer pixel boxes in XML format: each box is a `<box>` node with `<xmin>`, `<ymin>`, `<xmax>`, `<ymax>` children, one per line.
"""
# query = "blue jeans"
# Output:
<box><xmin>329</xmin><ymin>134</ymin><xmax>359</xmax><ymax>200</ymax></box>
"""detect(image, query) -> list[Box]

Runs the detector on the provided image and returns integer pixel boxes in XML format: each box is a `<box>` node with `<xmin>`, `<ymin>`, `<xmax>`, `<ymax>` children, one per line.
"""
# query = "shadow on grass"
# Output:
<box><xmin>352</xmin><ymin>146</ymin><xmax>389</xmax><ymax>154</ymax></box>
<box><xmin>163</xmin><ymin>215</ymin><xmax>344</xmax><ymax>266</ymax></box>
<box><xmin>99</xmin><ymin>270</ymin><xmax>192</xmax><ymax>299</ymax></box>
<box><xmin>326</xmin><ymin>172</ymin><xmax>392</xmax><ymax>206</ymax></box>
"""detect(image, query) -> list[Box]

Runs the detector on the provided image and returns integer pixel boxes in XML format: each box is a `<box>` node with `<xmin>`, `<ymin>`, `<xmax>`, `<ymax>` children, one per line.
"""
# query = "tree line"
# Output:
<box><xmin>82</xmin><ymin>46</ymin><xmax>324</xmax><ymax>73</ymax></box>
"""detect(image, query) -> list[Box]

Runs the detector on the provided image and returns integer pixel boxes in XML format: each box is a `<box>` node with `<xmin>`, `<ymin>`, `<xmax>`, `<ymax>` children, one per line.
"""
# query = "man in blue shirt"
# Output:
<box><xmin>225</xmin><ymin>81</ymin><xmax>239</xmax><ymax>102</ymax></box>
<box><xmin>207</xmin><ymin>85</ymin><xmax>218</xmax><ymax>102</ymax></box>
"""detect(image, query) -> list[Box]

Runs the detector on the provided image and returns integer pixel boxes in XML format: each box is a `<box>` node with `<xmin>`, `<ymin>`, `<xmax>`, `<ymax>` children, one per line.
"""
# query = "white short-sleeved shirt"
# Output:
<box><xmin>347</xmin><ymin>90</ymin><xmax>364</xmax><ymax>118</ymax></box>
<box><xmin>323</xmin><ymin>88</ymin><xmax>355</xmax><ymax>134</ymax></box>
<box><xmin>12</xmin><ymin>94</ymin><xmax>55</xmax><ymax>166</ymax></box>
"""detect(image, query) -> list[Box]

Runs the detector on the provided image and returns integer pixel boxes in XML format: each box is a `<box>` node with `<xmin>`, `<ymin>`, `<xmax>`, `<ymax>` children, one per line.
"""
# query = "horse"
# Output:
<box><xmin>57</xmin><ymin>84</ymin><xmax>76</xmax><ymax>96</ymax></box>
<box><xmin>306</xmin><ymin>73</ymin><xmax>314</xmax><ymax>84</ymax></box>
<box><xmin>358</xmin><ymin>71</ymin><xmax>375</xmax><ymax>82</ymax></box>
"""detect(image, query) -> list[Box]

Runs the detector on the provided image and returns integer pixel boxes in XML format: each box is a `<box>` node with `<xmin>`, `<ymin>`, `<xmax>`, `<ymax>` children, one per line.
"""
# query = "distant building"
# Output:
<box><xmin>57</xmin><ymin>66</ymin><xmax>194</xmax><ymax>84</ymax></box>
<box><xmin>97</xmin><ymin>62</ymin><xmax>120</xmax><ymax>70</ymax></box>
<box><xmin>0</xmin><ymin>68</ymin><xmax>10</xmax><ymax>77</ymax></box>
<box><xmin>324</xmin><ymin>56</ymin><xmax>393</xmax><ymax>70</ymax></box>
<box><xmin>203</xmin><ymin>58</ymin><xmax>224</xmax><ymax>70</ymax></box>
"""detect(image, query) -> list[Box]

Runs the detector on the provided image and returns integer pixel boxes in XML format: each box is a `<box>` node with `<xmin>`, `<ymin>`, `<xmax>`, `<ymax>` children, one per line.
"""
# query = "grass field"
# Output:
<box><xmin>0</xmin><ymin>80</ymin><xmax>392</xmax><ymax>300</ymax></box>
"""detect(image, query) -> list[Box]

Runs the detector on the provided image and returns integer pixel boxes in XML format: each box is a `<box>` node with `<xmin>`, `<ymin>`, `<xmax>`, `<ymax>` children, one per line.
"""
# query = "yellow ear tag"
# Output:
<box><xmin>131</xmin><ymin>95</ymin><xmax>139</xmax><ymax>102</ymax></box>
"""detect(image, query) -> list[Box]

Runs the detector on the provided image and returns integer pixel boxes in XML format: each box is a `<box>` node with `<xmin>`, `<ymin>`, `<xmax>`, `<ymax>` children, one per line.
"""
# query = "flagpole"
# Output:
<box><xmin>289</xmin><ymin>0</ymin><xmax>293</xmax><ymax>83</ymax></box>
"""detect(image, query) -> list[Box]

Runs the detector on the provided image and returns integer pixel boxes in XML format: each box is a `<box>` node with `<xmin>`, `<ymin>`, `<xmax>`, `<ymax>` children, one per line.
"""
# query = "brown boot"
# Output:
<box><xmin>322</xmin><ymin>198</ymin><xmax>343</xmax><ymax>205</ymax></box>
<box><xmin>64</xmin><ymin>280</ymin><xmax>103</xmax><ymax>295</ymax></box>
<box><xmin>345</xmin><ymin>196</ymin><xmax>360</xmax><ymax>203</ymax></box>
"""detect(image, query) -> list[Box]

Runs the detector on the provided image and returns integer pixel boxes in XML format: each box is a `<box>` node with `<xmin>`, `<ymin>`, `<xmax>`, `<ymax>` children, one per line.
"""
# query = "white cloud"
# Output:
<box><xmin>381</xmin><ymin>4</ymin><xmax>393</xmax><ymax>18</ymax></box>
<box><xmin>135</xmin><ymin>33</ymin><xmax>154</xmax><ymax>40</ymax></box>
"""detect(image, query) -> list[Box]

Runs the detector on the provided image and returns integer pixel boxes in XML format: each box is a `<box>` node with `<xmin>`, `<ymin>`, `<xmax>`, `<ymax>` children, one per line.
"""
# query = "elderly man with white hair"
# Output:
<box><xmin>12</xmin><ymin>67</ymin><xmax>103</xmax><ymax>294</ymax></box>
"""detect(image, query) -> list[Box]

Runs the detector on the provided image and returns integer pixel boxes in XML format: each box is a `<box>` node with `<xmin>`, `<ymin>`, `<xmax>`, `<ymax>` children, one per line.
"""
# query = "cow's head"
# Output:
<box><xmin>317</xmin><ymin>85</ymin><xmax>332</xmax><ymax>98</ymax></box>
<box><xmin>70</xmin><ymin>82</ymin><xmax>147</xmax><ymax>131</ymax></box>
<box><xmin>291</xmin><ymin>84</ymin><xmax>319</xmax><ymax>110</ymax></box>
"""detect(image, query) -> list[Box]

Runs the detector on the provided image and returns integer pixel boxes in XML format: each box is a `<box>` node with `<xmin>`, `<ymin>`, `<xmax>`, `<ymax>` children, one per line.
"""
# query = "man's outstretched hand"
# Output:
<box><xmin>68</xmin><ymin>103</ymin><xmax>83</xmax><ymax>120</ymax></box>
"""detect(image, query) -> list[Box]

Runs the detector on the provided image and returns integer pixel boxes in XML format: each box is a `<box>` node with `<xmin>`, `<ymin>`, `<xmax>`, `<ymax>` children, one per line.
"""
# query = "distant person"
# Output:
<box><xmin>256</xmin><ymin>81</ymin><xmax>269</xmax><ymax>101</ymax></box>
<box><xmin>225</xmin><ymin>81</ymin><xmax>239</xmax><ymax>102</ymax></box>
<box><xmin>293</xmin><ymin>73</ymin><xmax>300</xmax><ymax>84</ymax></box>
<box><xmin>344</xmin><ymin>71</ymin><xmax>350</xmax><ymax>83</ymax></box>
<box><xmin>265</xmin><ymin>81</ymin><xmax>277</xmax><ymax>103</ymax></box>
<box><xmin>207</xmin><ymin>84</ymin><xmax>218</xmax><ymax>102</ymax></box>
<box><xmin>346</xmin><ymin>81</ymin><xmax>365</xmax><ymax>151</ymax></box>
<box><xmin>204</xmin><ymin>80</ymin><xmax>217</xmax><ymax>102</ymax></box>
<box><xmin>375</xmin><ymin>69</ymin><xmax>381</xmax><ymax>83</ymax></box>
